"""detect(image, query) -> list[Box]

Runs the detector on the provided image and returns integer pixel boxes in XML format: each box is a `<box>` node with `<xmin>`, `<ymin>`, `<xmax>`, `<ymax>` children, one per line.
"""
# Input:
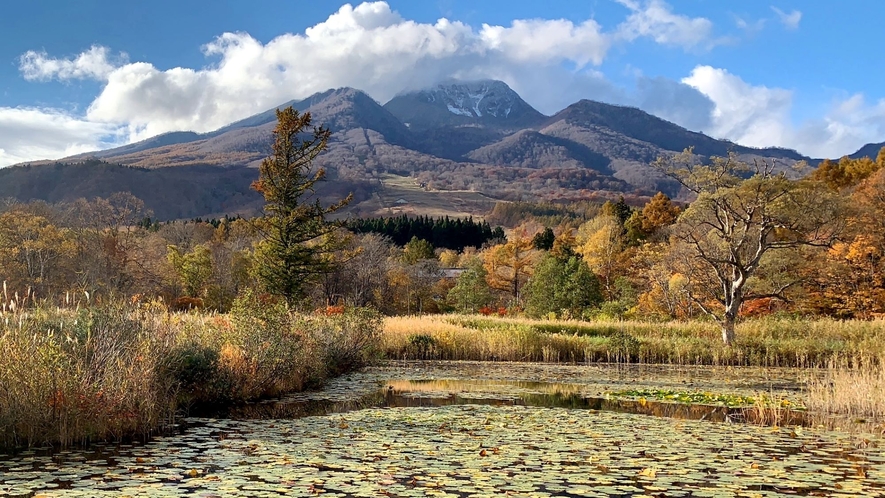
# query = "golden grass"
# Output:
<box><xmin>805</xmin><ymin>357</ymin><xmax>885</xmax><ymax>420</ymax></box>
<box><xmin>0</xmin><ymin>303</ymin><xmax>380</xmax><ymax>451</ymax></box>
<box><xmin>382</xmin><ymin>314</ymin><xmax>885</xmax><ymax>367</ymax></box>
<box><xmin>385</xmin><ymin>314</ymin><xmax>885</xmax><ymax>419</ymax></box>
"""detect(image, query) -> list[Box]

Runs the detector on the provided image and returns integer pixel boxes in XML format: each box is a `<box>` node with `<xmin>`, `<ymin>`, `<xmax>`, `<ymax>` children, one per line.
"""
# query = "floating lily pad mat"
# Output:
<box><xmin>2</xmin><ymin>405</ymin><xmax>883</xmax><ymax>496</ymax></box>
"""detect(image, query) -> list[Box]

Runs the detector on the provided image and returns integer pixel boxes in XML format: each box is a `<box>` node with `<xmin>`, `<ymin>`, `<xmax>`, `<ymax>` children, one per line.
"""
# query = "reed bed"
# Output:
<box><xmin>0</xmin><ymin>303</ymin><xmax>380</xmax><ymax>451</ymax></box>
<box><xmin>805</xmin><ymin>356</ymin><xmax>885</xmax><ymax>420</ymax></box>
<box><xmin>382</xmin><ymin>314</ymin><xmax>885</xmax><ymax>368</ymax></box>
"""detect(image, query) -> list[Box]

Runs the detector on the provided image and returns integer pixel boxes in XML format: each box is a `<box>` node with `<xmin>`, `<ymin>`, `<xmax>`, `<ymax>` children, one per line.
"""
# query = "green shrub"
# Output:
<box><xmin>406</xmin><ymin>334</ymin><xmax>438</xmax><ymax>360</ymax></box>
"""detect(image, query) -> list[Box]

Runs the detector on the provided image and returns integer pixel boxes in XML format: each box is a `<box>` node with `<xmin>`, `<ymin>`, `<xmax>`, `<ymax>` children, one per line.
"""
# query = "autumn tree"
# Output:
<box><xmin>809</xmin><ymin>150</ymin><xmax>884</xmax><ymax>190</ymax></box>
<box><xmin>402</xmin><ymin>236</ymin><xmax>435</xmax><ymax>264</ymax></box>
<box><xmin>657</xmin><ymin>150</ymin><xmax>843</xmax><ymax>345</ymax></box>
<box><xmin>626</xmin><ymin>192</ymin><xmax>681</xmax><ymax>243</ymax></box>
<box><xmin>807</xmin><ymin>166</ymin><xmax>885</xmax><ymax>317</ymax></box>
<box><xmin>387</xmin><ymin>259</ymin><xmax>443</xmax><ymax>314</ymax></box>
<box><xmin>167</xmin><ymin>244</ymin><xmax>213</xmax><ymax>298</ymax></box>
<box><xmin>576</xmin><ymin>214</ymin><xmax>628</xmax><ymax>300</ymax></box>
<box><xmin>483</xmin><ymin>231</ymin><xmax>536</xmax><ymax>303</ymax></box>
<box><xmin>63</xmin><ymin>193</ymin><xmax>149</xmax><ymax>295</ymax></box>
<box><xmin>250</xmin><ymin>106</ymin><xmax>351</xmax><ymax>304</ymax></box>
<box><xmin>0</xmin><ymin>210</ymin><xmax>75</xmax><ymax>295</ymax></box>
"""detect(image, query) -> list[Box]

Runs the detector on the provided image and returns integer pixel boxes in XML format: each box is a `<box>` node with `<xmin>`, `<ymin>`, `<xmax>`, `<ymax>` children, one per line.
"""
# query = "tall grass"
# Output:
<box><xmin>0</xmin><ymin>302</ymin><xmax>380</xmax><ymax>451</ymax></box>
<box><xmin>382</xmin><ymin>315</ymin><xmax>885</xmax><ymax>367</ymax></box>
<box><xmin>806</xmin><ymin>356</ymin><xmax>885</xmax><ymax>420</ymax></box>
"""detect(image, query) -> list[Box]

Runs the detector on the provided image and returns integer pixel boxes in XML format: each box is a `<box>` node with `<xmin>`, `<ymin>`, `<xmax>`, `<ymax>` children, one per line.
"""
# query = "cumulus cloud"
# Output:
<box><xmin>19</xmin><ymin>45</ymin><xmax>126</xmax><ymax>82</ymax></box>
<box><xmin>74</xmin><ymin>1</ymin><xmax>613</xmax><ymax>140</ymax></box>
<box><xmin>771</xmin><ymin>7</ymin><xmax>802</xmax><ymax>30</ymax></box>
<box><xmin>0</xmin><ymin>107</ymin><xmax>123</xmax><ymax>167</ymax></box>
<box><xmin>682</xmin><ymin>66</ymin><xmax>792</xmax><ymax>147</ymax></box>
<box><xmin>615</xmin><ymin>0</ymin><xmax>722</xmax><ymax>50</ymax></box>
<box><xmin>681</xmin><ymin>65</ymin><xmax>885</xmax><ymax>158</ymax></box>
<box><xmin>635</xmin><ymin>76</ymin><xmax>714</xmax><ymax>132</ymax></box>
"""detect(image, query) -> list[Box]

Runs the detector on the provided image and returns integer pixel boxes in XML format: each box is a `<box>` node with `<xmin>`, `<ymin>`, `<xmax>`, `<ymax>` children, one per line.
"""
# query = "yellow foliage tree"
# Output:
<box><xmin>576</xmin><ymin>215</ymin><xmax>627</xmax><ymax>300</ymax></box>
<box><xmin>0</xmin><ymin>211</ymin><xmax>76</xmax><ymax>295</ymax></box>
<box><xmin>483</xmin><ymin>231</ymin><xmax>536</xmax><ymax>303</ymax></box>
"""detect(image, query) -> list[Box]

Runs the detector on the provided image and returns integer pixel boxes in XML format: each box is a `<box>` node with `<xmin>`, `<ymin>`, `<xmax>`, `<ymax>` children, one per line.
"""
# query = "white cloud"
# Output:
<box><xmin>19</xmin><ymin>45</ymin><xmax>126</xmax><ymax>82</ymax></box>
<box><xmin>635</xmin><ymin>76</ymin><xmax>714</xmax><ymax>132</ymax></box>
<box><xmin>771</xmin><ymin>7</ymin><xmax>802</xmax><ymax>30</ymax></box>
<box><xmin>682</xmin><ymin>66</ymin><xmax>792</xmax><ymax>148</ymax></box>
<box><xmin>45</xmin><ymin>1</ymin><xmax>613</xmax><ymax>141</ymax></box>
<box><xmin>681</xmin><ymin>65</ymin><xmax>885</xmax><ymax>158</ymax></box>
<box><xmin>616</xmin><ymin>0</ymin><xmax>722</xmax><ymax>50</ymax></box>
<box><xmin>479</xmin><ymin>19</ymin><xmax>609</xmax><ymax>67</ymax></box>
<box><xmin>0</xmin><ymin>107</ymin><xmax>123</xmax><ymax>167</ymax></box>
<box><xmin>733</xmin><ymin>15</ymin><xmax>766</xmax><ymax>34</ymax></box>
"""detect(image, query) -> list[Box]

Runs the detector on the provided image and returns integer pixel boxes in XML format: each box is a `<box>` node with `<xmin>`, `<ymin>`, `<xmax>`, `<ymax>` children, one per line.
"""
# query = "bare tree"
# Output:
<box><xmin>657</xmin><ymin>150</ymin><xmax>843</xmax><ymax>345</ymax></box>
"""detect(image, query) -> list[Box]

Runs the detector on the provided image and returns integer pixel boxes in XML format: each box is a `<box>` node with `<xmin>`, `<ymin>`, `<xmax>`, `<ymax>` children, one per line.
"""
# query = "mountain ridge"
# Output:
<box><xmin>9</xmin><ymin>79</ymin><xmax>878</xmax><ymax>221</ymax></box>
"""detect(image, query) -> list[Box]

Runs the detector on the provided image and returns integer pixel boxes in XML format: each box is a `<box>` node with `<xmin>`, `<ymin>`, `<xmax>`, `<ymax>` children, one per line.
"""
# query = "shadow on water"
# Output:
<box><xmin>228</xmin><ymin>378</ymin><xmax>824</xmax><ymax>427</ymax></box>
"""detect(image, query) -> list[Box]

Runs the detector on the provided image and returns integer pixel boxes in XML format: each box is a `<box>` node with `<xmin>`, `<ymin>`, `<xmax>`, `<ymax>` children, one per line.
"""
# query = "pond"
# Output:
<box><xmin>2</xmin><ymin>361</ymin><xmax>884</xmax><ymax>497</ymax></box>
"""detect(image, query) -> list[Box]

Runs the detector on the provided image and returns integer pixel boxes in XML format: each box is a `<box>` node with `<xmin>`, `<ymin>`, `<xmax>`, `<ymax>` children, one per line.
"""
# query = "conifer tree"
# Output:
<box><xmin>251</xmin><ymin>107</ymin><xmax>351</xmax><ymax>303</ymax></box>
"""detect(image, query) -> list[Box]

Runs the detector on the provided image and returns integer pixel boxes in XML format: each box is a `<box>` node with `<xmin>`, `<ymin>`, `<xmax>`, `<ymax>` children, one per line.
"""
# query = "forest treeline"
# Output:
<box><xmin>347</xmin><ymin>215</ymin><xmax>504</xmax><ymax>251</ymax></box>
<box><xmin>1</xmin><ymin>148</ymin><xmax>885</xmax><ymax>323</ymax></box>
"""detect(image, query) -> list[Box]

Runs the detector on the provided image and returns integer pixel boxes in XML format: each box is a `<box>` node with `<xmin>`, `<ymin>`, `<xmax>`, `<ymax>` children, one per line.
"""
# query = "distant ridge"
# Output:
<box><xmin>7</xmin><ymin>79</ymin><xmax>819</xmax><ymax>219</ymax></box>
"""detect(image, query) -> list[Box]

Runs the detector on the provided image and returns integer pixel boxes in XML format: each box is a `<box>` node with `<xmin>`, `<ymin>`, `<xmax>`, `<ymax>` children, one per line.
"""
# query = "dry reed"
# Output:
<box><xmin>0</xmin><ymin>301</ymin><xmax>380</xmax><ymax>452</ymax></box>
<box><xmin>805</xmin><ymin>356</ymin><xmax>885</xmax><ymax>420</ymax></box>
<box><xmin>382</xmin><ymin>314</ymin><xmax>885</xmax><ymax>367</ymax></box>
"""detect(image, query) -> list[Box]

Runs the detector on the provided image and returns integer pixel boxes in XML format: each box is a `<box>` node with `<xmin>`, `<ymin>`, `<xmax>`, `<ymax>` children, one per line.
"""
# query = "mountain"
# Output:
<box><xmin>63</xmin><ymin>87</ymin><xmax>413</xmax><ymax>168</ymax></box>
<box><xmin>850</xmin><ymin>142</ymin><xmax>885</xmax><ymax>160</ymax></box>
<box><xmin>467</xmin><ymin>130</ymin><xmax>612</xmax><ymax>172</ymax></box>
<box><xmin>6</xmin><ymin>80</ymin><xmax>817</xmax><ymax>220</ymax></box>
<box><xmin>384</xmin><ymin>80</ymin><xmax>547</xmax><ymax>131</ymax></box>
<box><xmin>544</xmin><ymin>100</ymin><xmax>806</xmax><ymax>161</ymax></box>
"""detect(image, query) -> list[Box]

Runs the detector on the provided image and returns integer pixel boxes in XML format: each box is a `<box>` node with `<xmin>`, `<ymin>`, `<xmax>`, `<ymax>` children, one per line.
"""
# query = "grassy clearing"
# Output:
<box><xmin>353</xmin><ymin>173</ymin><xmax>495</xmax><ymax>219</ymax></box>
<box><xmin>0</xmin><ymin>302</ymin><xmax>381</xmax><ymax>451</ymax></box>
<box><xmin>382</xmin><ymin>314</ymin><xmax>885</xmax><ymax>367</ymax></box>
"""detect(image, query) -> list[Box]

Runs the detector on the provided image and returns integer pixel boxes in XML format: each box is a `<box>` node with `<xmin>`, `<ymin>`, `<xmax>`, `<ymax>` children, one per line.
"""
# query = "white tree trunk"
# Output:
<box><xmin>721</xmin><ymin>292</ymin><xmax>741</xmax><ymax>346</ymax></box>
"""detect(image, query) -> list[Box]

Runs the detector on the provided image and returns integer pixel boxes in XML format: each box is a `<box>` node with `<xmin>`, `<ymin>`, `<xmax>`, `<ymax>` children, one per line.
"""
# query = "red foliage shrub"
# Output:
<box><xmin>172</xmin><ymin>297</ymin><xmax>204</xmax><ymax>312</ymax></box>
<box><xmin>316</xmin><ymin>305</ymin><xmax>345</xmax><ymax>316</ymax></box>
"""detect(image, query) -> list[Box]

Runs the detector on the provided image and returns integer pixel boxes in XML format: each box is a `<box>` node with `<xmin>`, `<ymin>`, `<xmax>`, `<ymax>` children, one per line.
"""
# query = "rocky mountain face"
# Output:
<box><xmin>7</xmin><ymin>80</ymin><xmax>822</xmax><ymax>220</ymax></box>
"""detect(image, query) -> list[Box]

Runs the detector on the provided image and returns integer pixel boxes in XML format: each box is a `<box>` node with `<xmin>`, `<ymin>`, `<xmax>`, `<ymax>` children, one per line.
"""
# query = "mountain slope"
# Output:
<box><xmin>71</xmin><ymin>88</ymin><xmax>414</xmax><ymax>169</ymax></box>
<box><xmin>467</xmin><ymin>130</ymin><xmax>612</xmax><ymax>173</ymax></box>
<box><xmin>0</xmin><ymin>160</ymin><xmax>371</xmax><ymax>220</ymax></box>
<box><xmin>850</xmin><ymin>142</ymin><xmax>885</xmax><ymax>160</ymax></box>
<box><xmin>545</xmin><ymin>100</ymin><xmax>806</xmax><ymax>161</ymax></box>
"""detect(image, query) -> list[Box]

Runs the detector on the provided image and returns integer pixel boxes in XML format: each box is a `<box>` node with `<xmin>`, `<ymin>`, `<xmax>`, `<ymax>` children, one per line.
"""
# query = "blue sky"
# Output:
<box><xmin>1</xmin><ymin>0</ymin><xmax>882</xmax><ymax>166</ymax></box>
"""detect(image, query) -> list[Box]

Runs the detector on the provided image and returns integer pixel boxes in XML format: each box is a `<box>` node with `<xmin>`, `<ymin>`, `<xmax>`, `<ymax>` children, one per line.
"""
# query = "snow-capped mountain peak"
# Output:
<box><xmin>423</xmin><ymin>80</ymin><xmax>518</xmax><ymax>119</ymax></box>
<box><xmin>382</xmin><ymin>79</ymin><xmax>547</xmax><ymax>131</ymax></box>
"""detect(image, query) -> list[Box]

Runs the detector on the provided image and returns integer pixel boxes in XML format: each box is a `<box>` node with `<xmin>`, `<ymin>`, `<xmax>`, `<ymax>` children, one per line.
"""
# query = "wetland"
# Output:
<box><xmin>2</xmin><ymin>361</ymin><xmax>884</xmax><ymax>497</ymax></box>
